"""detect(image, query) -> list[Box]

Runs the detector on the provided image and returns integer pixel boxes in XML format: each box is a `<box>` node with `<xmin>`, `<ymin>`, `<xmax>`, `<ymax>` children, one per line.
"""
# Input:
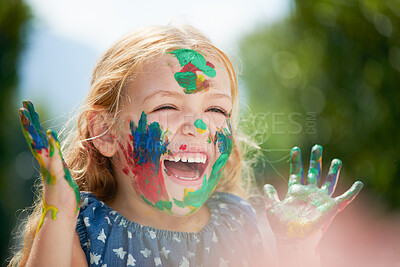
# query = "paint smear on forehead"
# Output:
<box><xmin>168</xmin><ymin>49</ymin><xmax>216</xmax><ymax>94</ymax></box>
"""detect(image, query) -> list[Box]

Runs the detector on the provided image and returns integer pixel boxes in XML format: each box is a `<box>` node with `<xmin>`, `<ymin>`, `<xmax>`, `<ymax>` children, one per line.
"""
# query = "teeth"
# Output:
<box><xmin>164</xmin><ymin>154</ymin><xmax>207</xmax><ymax>163</ymax></box>
<box><xmin>169</xmin><ymin>170</ymin><xmax>200</xmax><ymax>180</ymax></box>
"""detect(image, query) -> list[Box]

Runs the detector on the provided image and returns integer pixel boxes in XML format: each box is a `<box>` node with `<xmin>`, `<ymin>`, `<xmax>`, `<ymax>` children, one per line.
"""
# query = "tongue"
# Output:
<box><xmin>164</xmin><ymin>161</ymin><xmax>200</xmax><ymax>179</ymax></box>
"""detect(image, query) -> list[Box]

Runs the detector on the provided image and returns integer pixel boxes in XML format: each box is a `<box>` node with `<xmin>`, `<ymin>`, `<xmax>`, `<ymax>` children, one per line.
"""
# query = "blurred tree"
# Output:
<box><xmin>0</xmin><ymin>0</ymin><xmax>31</xmax><ymax>263</ymax></box>
<box><xmin>240</xmin><ymin>0</ymin><xmax>400</xmax><ymax>209</ymax></box>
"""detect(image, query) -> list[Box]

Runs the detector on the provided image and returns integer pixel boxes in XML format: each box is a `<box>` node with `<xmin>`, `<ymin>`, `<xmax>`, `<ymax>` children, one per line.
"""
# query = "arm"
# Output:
<box><xmin>26</xmin><ymin>214</ymin><xmax>83</xmax><ymax>266</ymax></box>
<box><xmin>19</xmin><ymin>101</ymin><xmax>85</xmax><ymax>266</ymax></box>
<box><xmin>263</xmin><ymin>145</ymin><xmax>363</xmax><ymax>267</ymax></box>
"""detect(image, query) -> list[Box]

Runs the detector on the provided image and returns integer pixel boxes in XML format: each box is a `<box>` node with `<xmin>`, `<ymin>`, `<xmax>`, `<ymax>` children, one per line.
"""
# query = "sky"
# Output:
<box><xmin>19</xmin><ymin>0</ymin><xmax>291</xmax><ymax>123</ymax></box>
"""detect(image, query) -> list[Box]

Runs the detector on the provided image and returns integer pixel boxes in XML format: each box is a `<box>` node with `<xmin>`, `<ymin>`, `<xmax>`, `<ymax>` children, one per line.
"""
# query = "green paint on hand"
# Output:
<box><xmin>48</xmin><ymin>130</ymin><xmax>81</xmax><ymax>213</ymax></box>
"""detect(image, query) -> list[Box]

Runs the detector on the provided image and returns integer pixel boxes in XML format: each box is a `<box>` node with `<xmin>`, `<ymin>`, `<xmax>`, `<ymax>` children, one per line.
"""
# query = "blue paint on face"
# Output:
<box><xmin>130</xmin><ymin>111</ymin><xmax>169</xmax><ymax>171</ymax></box>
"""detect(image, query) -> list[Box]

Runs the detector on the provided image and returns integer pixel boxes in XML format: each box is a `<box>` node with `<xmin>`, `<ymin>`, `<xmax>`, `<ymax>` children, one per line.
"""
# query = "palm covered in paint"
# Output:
<box><xmin>264</xmin><ymin>145</ymin><xmax>363</xmax><ymax>241</ymax></box>
<box><xmin>19</xmin><ymin>101</ymin><xmax>80</xmax><ymax>232</ymax></box>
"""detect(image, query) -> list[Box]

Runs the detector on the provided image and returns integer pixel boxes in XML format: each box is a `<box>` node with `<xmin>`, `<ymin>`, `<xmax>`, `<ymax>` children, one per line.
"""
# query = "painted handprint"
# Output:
<box><xmin>264</xmin><ymin>145</ymin><xmax>363</xmax><ymax>240</ymax></box>
<box><xmin>19</xmin><ymin>101</ymin><xmax>80</xmax><ymax>235</ymax></box>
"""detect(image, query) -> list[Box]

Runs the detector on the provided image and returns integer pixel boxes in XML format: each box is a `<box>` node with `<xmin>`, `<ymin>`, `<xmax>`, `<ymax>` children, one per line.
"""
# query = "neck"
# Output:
<box><xmin>106</xmin><ymin>177</ymin><xmax>210</xmax><ymax>233</ymax></box>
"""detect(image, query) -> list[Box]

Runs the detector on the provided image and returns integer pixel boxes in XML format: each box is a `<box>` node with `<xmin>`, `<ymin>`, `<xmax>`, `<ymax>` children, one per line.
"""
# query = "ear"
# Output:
<box><xmin>87</xmin><ymin>110</ymin><xmax>117</xmax><ymax>157</ymax></box>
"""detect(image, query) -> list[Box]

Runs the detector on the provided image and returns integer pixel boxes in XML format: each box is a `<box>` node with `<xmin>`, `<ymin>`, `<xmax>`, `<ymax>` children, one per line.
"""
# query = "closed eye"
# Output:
<box><xmin>153</xmin><ymin>105</ymin><xmax>177</xmax><ymax>112</ymax></box>
<box><xmin>206</xmin><ymin>107</ymin><xmax>230</xmax><ymax>117</ymax></box>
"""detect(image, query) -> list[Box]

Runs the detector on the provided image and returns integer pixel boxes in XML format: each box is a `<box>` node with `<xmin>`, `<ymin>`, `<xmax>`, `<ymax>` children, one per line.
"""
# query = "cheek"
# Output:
<box><xmin>205</xmin><ymin>114</ymin><xmax>228</xmax><ymax>134</ymax></box>
<box><xmin>147</xmin><ymin>112</ymin><xmax>180</xmax><ymax>133</ymax></box>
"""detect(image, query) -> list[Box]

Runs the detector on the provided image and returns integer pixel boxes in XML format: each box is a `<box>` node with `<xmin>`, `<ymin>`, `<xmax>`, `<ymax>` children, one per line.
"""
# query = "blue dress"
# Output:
<box><xmin>76</xmin><ymin>191</ymin><xmax>265</xmax><ymax>267</ymax></box>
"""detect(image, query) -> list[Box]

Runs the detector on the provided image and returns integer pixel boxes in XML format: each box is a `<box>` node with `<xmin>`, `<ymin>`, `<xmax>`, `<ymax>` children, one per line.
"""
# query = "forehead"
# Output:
<box><xmin>127</xmin><ymin>54</ymin><xmax>231</xmax><ymax>101</ymax></box>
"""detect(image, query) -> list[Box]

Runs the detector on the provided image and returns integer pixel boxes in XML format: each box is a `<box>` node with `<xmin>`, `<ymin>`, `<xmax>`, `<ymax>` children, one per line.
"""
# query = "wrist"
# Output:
<box><xmin>275</xmin><ymin>236</ymin><xmax>321</xmax><ymax>267</ymax></box>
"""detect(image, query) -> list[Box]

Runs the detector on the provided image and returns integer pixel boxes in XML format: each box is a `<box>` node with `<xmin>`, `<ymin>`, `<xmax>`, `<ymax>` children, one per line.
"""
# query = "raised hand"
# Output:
<box><xmin>19</xmin><ymin>101</ymin><xmax>80</xmax><ymax>235</ymax></box>
<box><xmin>263</xmin><ymin>145</ymin><xmax>363</xmax><ymax>242</ymax></box>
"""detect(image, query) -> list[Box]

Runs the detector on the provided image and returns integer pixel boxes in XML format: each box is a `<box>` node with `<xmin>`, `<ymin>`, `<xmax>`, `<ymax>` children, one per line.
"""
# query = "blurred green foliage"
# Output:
<box><xmin>240</xmin><ymin>0</ymin><xmax>400</xmax><ymax>209</ymax></box>
<box><xmin>0</xmin><ymin>0</ymin><xmax>31</xmax><ymax>263</ymax></box>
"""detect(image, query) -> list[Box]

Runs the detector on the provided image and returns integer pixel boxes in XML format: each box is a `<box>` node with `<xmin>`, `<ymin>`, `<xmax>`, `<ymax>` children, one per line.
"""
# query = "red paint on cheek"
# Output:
<box><xmin>130</xmin><ymin>162</ymin><xmax>168</xmax><ymax>203</ymax></box>
<box><xmin>117</xmin><ymin>140</ymin><xmax>168</xmax><ymax>204</ymax></box>
<box><xmin>179</xmin><ymin>144</ymin><xmax>187</xmax><ymax>151</ymax></box>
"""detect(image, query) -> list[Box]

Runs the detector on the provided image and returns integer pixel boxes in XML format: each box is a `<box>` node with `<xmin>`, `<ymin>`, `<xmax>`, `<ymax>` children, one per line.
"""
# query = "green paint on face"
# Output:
<box><xmin>173</xmin><ymin>124</ymin><xmax>233</xmax><ymax>210</ymax></box>
<box><xmin>174</xmin><ymin>71</ymin><xmax>198</xmax><ymax>92</ymax></box>
<box><xmin>169</xmin><ymin>49</ymin><xmax>216</xmax><ymax>77</ymax></box>
<box><xmin>168</xmin><ymin>48</ymin><xmax>216</xmax><ymax>94</ymax></box>
<box><xmin>194</xmin><ymin>119</ymin><xmax>207</xmax><ymax>134</ymax></box>
<box><xmin>141</xmin><ymin>195</ymin><xmax>173</xmax><ymax>214</ymax></box>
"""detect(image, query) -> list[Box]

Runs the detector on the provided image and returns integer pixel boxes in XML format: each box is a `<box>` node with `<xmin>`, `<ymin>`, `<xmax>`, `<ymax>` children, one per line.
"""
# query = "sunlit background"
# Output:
<box><xmin>1</xmin><ymin>0</ymin><xmax>399</xmax><ymax>266</ymax></box>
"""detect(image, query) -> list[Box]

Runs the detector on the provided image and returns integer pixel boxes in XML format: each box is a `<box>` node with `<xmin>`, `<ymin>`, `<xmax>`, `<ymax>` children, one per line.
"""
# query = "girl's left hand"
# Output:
<box><xmin>263</xmin><ymin>145</ymin><xmax>363</xmax><ymax>245</ymax></box>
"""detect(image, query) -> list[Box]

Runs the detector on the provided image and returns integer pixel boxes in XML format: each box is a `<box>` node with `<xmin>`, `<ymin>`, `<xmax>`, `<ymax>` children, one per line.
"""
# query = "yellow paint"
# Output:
<box><xmin>35</xmin><ymin>197</ymin><xmax>58</xmax><ymax>237</ymax></box>
<box><xmin>196</xmin><ymin>74</ymin><xmax>205</xmax><ymax>85</ymax></box>
<box><xmin>287</xmin><ymin>219</ymin><xmax>312</xmax><ymax>238</ymax></box>
<box><xmin>144</xmin><ymin>211</ymin><xmax>154</xmax><ymax>216</ymax></box>
<box><xmin>184</xmin><ymin>188</ymin><xmax>196</xmax><ymax>212</ymax></box>
<box><xmin>195</xmin><ymin>74</ymin><xmax>210</xmax><ymax>92</ymax></box>
<box><xmin>196</xmin><ymin>128</ymin><xmax>206</xmax><ymax>134</ymax></box>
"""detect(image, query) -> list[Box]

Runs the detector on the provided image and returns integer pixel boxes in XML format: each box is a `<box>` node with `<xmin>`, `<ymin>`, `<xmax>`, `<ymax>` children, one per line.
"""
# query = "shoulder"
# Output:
<box><xmin>207</xmin><ymin>191</ymin><xmax>260</xmax><ymax>236</ymax></box>
<box><xmin>75</xmin><ymin>192</ymin><xmax>112</xmax><ymax>253</ymax></box>
<box><xmin>207</xmin><ymin>191</ymin><xmax>257</xmax><ymax>219</ymax></box>
<box><xmin>204</xmin><ymin>192</ymin><xmax>266</xmax><ymax>265</ymax></box>
<box><xmin>77</xmin><ymin>192</ymin><xmax>110</xmax><ymax>222</ymax></box>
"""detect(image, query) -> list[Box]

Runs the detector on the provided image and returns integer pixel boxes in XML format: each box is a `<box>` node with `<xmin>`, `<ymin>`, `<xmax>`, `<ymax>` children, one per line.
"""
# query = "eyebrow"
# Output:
<box><xmin>143</xmin><ymin>90</ymin><xmax>183</xmax><ymax>103</ymax></box>
<box><xmin>210</xmin><ymin>93</ymin><xmax>232</xmax><ymax>101</ymax></box>
<box><xmin>143</xmin><ymin>90</ymin><xmax>232</xmax><ymax>103</ymax></box>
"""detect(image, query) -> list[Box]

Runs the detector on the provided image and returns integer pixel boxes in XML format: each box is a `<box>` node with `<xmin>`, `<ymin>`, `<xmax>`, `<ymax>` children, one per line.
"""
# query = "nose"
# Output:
<box><xmin>181</xmin><ymin>114</ymin><xmax>209</xmax><ymax>137</ymax></box>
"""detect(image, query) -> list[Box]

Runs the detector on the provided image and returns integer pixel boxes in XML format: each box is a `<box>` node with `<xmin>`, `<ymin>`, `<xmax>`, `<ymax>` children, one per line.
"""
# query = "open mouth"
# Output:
<box><xmin>163</xmin><ymin>153</ymin><xmax>208</xmax><ymax>181</ymax></box>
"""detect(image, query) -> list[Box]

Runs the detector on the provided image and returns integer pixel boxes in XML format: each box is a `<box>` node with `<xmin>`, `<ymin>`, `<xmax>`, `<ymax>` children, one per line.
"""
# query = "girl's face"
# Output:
<box><xmin>114</xmin><ymin>51</ymin><xmax>233</xmax><ymax>216</ymax></box>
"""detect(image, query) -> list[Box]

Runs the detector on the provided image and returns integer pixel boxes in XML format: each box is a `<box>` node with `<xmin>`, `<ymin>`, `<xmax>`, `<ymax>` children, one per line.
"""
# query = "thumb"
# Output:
<box><xmin>43</xmin><ymin>129</ymin><xmax>65</xmax><ymax>185</ymax></box>
<box><xmin>47</xmin><ymin>129</ymin><xmax>81</xmax><ymax>213</ymax></box>
<box><xmin>334</xmin><ymin>181</ymin><xmax>363</xmax><ymax>212</ymax></box>
<box><xmin>263</xmin><ymin>184</ymin><xmax>280</xmax><ymax>211</ymax></box>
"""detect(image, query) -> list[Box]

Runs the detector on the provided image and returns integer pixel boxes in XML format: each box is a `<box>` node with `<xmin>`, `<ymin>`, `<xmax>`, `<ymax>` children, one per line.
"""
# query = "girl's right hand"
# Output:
<box><xmin>19</xmin><ymin>101</ymin><xmax>81</xmax><ymax>233</ymax></box>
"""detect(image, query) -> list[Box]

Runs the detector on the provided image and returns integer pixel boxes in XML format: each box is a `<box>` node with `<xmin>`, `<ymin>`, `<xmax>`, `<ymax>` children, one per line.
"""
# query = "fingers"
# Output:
<box><xmin>23</xmin><ymin>101</ymin><xmax>48</xmax><ymax>149</ymax></box>
<box><xmin>19</xmin><ymin>108</ymin><xmax>47</xmax><ymax>167</ymax></box>
<box><xmin>288</xmin><ymin>146</ymin><xmax>303</xmax><ymax>186</ymax></box>
<box><xmin>46</xmin><ymin>129</ymin><xmax>68</xmax><ymax>183</ymax></box>
<box><xmin>47</xmin><ymin>129</ymin><xmax>62</xmax><ymax>159</ymax></box>
<box><xmin>334</xmin><ymin>181</ymin><xmax>363</xmax><ymax>211</ymax></box>
<box><xmin>321</xmin><ymin>159</ymin><xmax>342</xmax><ymax>196</ymax></box>
<box><xmin>48</xmin><ymin>129</ymin><xmax>81</xmax><ymax>213</ymax></box>
<box><xmin>263</xmin><ymin>184</ymin><xmax>280</xmax><ymax>210</ymax></box>
<box><xmin>307</xmin><ymin>144</ymin><xmax>322</xmax><ymax>186</ymax></box>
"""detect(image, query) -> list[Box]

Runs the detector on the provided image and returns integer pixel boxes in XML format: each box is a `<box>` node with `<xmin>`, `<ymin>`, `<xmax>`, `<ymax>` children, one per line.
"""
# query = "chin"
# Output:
<box><xmin>170</xmin><ymin>205</ymin><xmax>200</xmax><ymax>217</ymax></box>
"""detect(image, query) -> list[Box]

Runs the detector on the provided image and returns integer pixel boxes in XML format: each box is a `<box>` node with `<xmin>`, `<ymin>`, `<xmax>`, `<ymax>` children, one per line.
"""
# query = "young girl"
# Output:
<box><xmin>10</xmin><ymin>25</ymin><xmax>363</xmax><ymax>267</ymax></box>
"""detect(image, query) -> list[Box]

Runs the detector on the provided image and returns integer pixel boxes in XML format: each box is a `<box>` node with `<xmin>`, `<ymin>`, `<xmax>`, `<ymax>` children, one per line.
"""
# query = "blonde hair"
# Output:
<box><xmin>8</xmin><ymin>24</ymin><xmax>256</xmax><ymax>266</ymax></box>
